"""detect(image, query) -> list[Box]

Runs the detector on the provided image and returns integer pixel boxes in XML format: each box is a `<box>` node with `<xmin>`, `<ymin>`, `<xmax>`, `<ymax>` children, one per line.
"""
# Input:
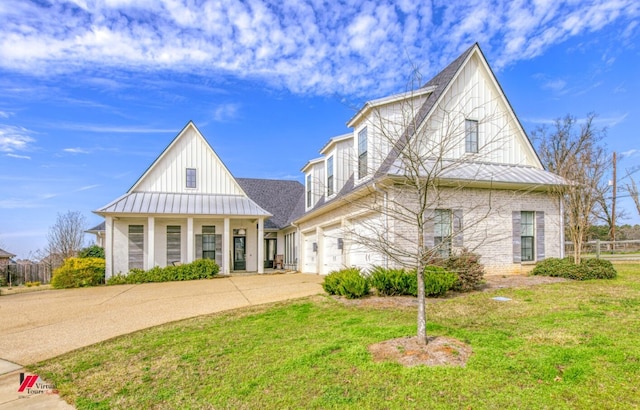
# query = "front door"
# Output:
<box><xmin>264</xmin><ymin>238</ymin><xmax>277</xmax><ymax>268</ymax></box>
<box><xmin>233</xmin><ymin>236</ymin><xmax>246</xmax><ymax>270</ymax></box>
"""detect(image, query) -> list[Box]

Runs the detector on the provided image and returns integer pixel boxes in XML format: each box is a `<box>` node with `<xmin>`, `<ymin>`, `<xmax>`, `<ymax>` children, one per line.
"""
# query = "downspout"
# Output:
<box><xmin>372</xmin><ymin>182</ymin><xmax>389</xmax><ymax>268</ymax></box>
<box><xmin>291</xmin><ymin>221</ymin><xmax>300</xmax><ymax>272</ymax></box>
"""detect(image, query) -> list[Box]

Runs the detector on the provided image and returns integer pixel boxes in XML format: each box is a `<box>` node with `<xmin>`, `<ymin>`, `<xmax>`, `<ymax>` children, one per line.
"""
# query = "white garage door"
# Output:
<box><xmin>302</xmin><ymin>232</ymin><xmax>317</xmax><ymax>273</ymax></box>
<box><xmin>348</xmin><ymin>215</ymin><xmax>385</xmax><ymax>272</ymax></box>
<box><xmin>322</xmin><ymin>225</ymin><xmax>343</xmax><ymax>275</ymax></box>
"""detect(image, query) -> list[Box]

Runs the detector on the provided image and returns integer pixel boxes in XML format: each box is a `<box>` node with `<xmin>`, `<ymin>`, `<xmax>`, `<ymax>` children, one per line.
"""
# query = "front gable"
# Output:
<box><xmin>130</xmin><ymin>121</ymin><xmax>246</xmax><ymax>196</ymax></box>
<box><xmin>421</xmin><ymin>45</ymin><xmax>541</xmax><ymax>168</ymax></box>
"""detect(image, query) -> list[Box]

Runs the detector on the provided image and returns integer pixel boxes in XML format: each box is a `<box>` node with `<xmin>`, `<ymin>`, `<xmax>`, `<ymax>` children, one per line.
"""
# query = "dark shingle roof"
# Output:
<box><xmin>0</xmin><ymin>248</ymin><xmax>15</xmax><ymax>258</ymax></box>
<box><xmin>236</xmin><ymin>178</ymin><xmax>305</xmax><ymax>229</ymax></box>
<box><xmin>87</xmin><ymin>222</ymin><xmax>105</xmax><ymax>232</ymax></box>
<box><xmin>375</xmin><ymin>43</ymin><xmax>476</xmax><ymax>178</ymax></box>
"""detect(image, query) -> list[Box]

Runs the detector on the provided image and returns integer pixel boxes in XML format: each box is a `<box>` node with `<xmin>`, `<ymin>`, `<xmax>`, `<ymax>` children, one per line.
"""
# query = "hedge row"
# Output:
<box><xmin>51</xmin><ymin>257</ymin><xmax>106</xmax><ymax>289</ymax></box>
<box><xmin>323</xmin><ymin>264</ymin><xmax>464</xmax><ymax>299</ymax></box>
<box><xmin>107</xmin><ymin>259</ymin><xmax>220</xmax><ymax>285</ymax></box>
<box><xmin>531</xmin><ymin>257</ymin><xmax>617</xmax><ymax>280</ymax></box>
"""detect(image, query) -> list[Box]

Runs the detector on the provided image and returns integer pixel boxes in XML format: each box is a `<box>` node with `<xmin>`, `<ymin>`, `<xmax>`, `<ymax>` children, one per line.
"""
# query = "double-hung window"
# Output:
<box><xmin>202</xmin><ymin>226</ymin><xmax>216</xmax><ymax>260</ymax></box>
<box><xmin>306</xmin><ymin>174</ymin><xmax>312</xmax><ymax>208</ymax></box>
<box><xmin>358</xmin><ymin>127</ymin><xmax>368</xmax><ymax>179</ymax></box>
<box><xmin>327</xmin><ymin>156</ymin><xmax>334</xmax><ymax>196</ymax></box>
<box><xmin>521</xmin><ymin>211</ymin><xmax>535</xmax><ymax>262</ymax></box>
<box><xmin>186</xmin><ymin>168</ymin><xmax>197</xmax><ymax>188</ymax></box>
<box><xmin>434</xmin><ymin>209</ymin><xmax>452</xmax><ymax>257</ymax></box>
<box><xmin>465</xmin><ymin>119</ymin><xmax>478</xmax><ymax>153</ymax></box>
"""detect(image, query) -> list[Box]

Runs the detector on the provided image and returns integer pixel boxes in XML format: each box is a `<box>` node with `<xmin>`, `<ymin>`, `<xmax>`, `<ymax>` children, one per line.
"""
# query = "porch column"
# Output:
<box><xmin>147</xmin><ymin>216</ymin><xmax>155</xmax><ymax>269</ymax></box>
<box><xmin>105</xmin><ymin>216</ymin><xmax>113</xmax><ymax>279</ymax></box>
<box><xmin>223</xmin><ymin>217</ymin><xmax>230</xmax><ymax>274</ymax></box>
<box><xmin>257</xmin><ymin>217</ymin><xmax>264</xmax><ymax>274</ymax></box>
<box><xmin>186</xmin><ymin>217</ymin><xmax>194</xmax><ymax>263</ymax></box>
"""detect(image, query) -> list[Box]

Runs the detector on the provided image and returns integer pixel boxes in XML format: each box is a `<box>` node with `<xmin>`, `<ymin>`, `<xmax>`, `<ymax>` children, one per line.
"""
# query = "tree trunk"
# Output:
<box><xmin>416</xmin><ymin>259</ymin><xmax>427</xmax><ymax>345</ymax></box>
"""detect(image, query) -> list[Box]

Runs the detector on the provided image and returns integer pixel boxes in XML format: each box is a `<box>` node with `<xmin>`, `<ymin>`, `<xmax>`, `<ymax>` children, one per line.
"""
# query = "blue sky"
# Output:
<box><xmin>1</xmin><ymin>0</ymin><xmax>639</xmax><ymax>259</ymax></box>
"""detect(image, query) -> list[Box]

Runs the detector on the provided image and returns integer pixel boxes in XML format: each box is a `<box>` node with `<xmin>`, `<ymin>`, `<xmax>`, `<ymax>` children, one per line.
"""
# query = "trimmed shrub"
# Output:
<box><xmin>78</xmin><ymin>245</ymin><xmax>105</xmax><ymax>259</ymax></box>
<box><xmin>532</xmin><ymin>257</ymin><xmax>617</xmax><ymax>280</ymax></box>
<box><xmin>322</xmin><ymin>267</ymin><xmax>370</xmax><ymax>299</ymax></box>
<box><xmin>368</xmin><ymin>265</ymin><xmax>457</xmax><ymax>297</ymax></box>
<box><xmin>436</xmin><ymin>249</ymin><xmax>485</xmax><ymax>292</ymax></box>
<box><xmin>423</xmin><ymin>265</ymin><xmax>458</xmax><ymax>297</ymax></box>
<box><xmin>369</xmin><ymin>266</ymin><xmax>415</xmax><ymax>296</ymax></box>
<box><xmin>51</xmin><ymin>257</ymin><xmax>106</xmax><ymax>289</ymax></box>
<box><xmin>580</xmin><ymin>258</ymin><xmax>617</xmax><ymax>280</ymax></box>
<box><xmin>106</xmin><ymin>259</ymin><xmax>220</xmax><ymax>285</ymax></box>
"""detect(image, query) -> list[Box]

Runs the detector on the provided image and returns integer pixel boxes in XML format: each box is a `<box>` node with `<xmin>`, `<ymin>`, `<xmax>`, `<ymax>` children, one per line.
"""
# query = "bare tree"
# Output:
<box><xmin>339</xmin><ymin>85</ymin><xmax>528</xmax><ymax>345</ymax></box>
<box><xmin>625</xmin><ymin>169</ymin><xmax>640</xmax><ymax>216</ymax></box>
<box><xmin>46</xmin><ymin>211</ymin><xmax>87</xmax><ymax>267</ymax></box>
<box><xmin>534</xmin><ymin>113</ymin><xmax>608</xmax><ymax>263</ymax></box>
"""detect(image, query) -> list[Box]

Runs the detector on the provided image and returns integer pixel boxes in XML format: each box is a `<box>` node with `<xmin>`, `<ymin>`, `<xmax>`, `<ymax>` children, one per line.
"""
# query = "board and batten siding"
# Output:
<box><xmin>133</xmin><ymin>126</ymin><xmax>245</xmax><ymax>196</ymax></box>
<box><xmin>420</xmin><ymin>53</ymin><xmax>539</xmax><ymax>168</ymax></box>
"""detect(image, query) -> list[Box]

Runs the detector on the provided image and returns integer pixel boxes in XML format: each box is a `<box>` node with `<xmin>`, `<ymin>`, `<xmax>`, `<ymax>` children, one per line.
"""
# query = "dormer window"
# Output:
<box><xmin>358</xmin><ymin>127</ymin><xmax>368</xmax><ymax>179</ymax></box>
<box><xmin>327</xmin><ymin>156</ymin><xmax>334</xmax><ymax>196</ymax></box>
<box><xmin>465</xmin><ymin>119</ymin><xmax>478</xmax><ymax>153</ymax></box>
<box><xmin>186</xmin><ymin>168</ymin><xmax>196</xmax><ymax>188</ymax></box>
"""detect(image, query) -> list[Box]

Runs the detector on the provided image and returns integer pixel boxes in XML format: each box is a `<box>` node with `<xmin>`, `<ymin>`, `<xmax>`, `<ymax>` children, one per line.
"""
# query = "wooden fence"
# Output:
<box><xmin>565</xmin><ymin>240</ymin><xmax>640</xmax><ymax>260</ymax></box>
<box><xmin>2</xmin><ymin>263</ymin><xmax>53</xmax><ymax>285</ymax></box>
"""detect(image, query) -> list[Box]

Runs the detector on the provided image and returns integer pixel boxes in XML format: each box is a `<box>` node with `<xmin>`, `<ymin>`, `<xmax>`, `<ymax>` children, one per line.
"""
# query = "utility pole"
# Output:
<box><xmin>612</xmin><ymin>151</ymin><xmax>617</xmax><ymax>243</ymax></box>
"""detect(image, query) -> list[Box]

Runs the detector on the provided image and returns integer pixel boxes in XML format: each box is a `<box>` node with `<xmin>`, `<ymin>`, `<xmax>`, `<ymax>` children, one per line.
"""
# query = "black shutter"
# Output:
<box><xmin>195</xmin><ymin>234</ymin><xmax>202</xmax><ymax>259</ymax></box>
<box><xmin>215</xmin><ymin>234</ymin><xmax>223</xmax><ymax>266</ymax></box>
<box><xmin>423</xmin><ymin>209</ymin><xmax>435</xmax><ymax>249</ymax></box>
<box><xmin>512</xmin><ymin>211</ymin><xmax>521</xmax><ymax>263</ymax></box>
<box><xmin>536</xmin><ymin>211</ymin><xmax>545</xmax><ymax>261</ymax></box>
<box><xmin>453</xmin><ymin>209</ymin><xmax>463</xmax><ymax>247</ymax></box>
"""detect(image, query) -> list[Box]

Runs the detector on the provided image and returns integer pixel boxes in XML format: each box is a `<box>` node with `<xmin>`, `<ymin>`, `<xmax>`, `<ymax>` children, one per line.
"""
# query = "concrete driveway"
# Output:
<box><xmin>0</xmin><ymin>273</ymin><xmax>323</xmax><ymax>408</ymax></box>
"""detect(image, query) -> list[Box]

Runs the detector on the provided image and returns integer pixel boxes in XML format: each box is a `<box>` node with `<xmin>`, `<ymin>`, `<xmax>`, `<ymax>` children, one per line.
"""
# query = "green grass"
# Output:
<box><xmin>32</xmin><ymin>264</ymin><xmax>640</xmax><ymax>409</ymax></box>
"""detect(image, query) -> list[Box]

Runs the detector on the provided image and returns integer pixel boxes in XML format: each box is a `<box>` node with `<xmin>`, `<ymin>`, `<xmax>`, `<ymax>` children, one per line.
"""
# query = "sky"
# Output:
<box><xmin>0</xmin><ymin>0</ymin><xmax>639</xmax><ymax>259</ymax></box>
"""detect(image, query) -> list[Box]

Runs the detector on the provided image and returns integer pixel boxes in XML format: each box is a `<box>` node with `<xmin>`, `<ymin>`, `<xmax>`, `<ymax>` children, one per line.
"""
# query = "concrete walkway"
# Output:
<box><xmin>0</xmin><ymin>273</ymin><xmax>323</xmax><ymax>409</ymax></box>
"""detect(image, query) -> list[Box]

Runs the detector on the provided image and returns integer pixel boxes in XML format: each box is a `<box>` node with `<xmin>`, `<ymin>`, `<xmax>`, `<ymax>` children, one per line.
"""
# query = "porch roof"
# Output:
<box><xmin>387</xmin><ymin>160</ymin><xmax>568</xmax><ymax>187</ymax></box>
<box><xmin>94</xmin><ymin>192</ymin><xmax>272</xmax><ymax>217</ymax></box>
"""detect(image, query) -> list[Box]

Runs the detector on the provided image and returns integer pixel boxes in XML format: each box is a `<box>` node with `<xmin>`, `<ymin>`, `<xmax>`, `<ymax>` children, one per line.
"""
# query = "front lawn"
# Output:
<box><xmin>32</xmin><ymin>264</ymin><xmax>640</xmax><ymax>409</ymax></box>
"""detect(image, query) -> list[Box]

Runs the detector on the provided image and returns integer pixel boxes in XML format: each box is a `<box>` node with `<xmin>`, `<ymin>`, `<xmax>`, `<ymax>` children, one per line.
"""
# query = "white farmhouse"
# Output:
<box><xmin>94</xmin><ymin>43</ymin><xmax>566</xmax><ymax>278</ymax></box>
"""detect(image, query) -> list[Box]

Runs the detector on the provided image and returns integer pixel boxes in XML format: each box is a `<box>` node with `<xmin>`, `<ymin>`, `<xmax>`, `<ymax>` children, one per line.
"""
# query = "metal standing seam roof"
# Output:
<box><xmin>94</xmin><ymin>192</ymin><xmax>272</xmax><ymax>217</ymax></box>
<box><xmin>387</xmin><ymin>160</ymin><xmax>568</xmax><ymax>186</ymax></box>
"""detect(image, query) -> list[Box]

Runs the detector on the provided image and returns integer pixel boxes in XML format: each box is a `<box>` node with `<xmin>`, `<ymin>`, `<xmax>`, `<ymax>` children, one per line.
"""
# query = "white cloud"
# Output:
<box><xmin>63</xmin><ymin>147</ymin><xmax>91</xmax><ymax>154</ymax></box>
<box><xmin>0</xmin><ymin>111</ymin><xmax>11</xmax><ymax>118</ymax></box>
<box><xmin>212</xmin><ymin>103</ymin><xmax>240</xmax><ymax>122</ymax></box>
<box><xmin>6</xmin><ymin>153</ymin><xmax>31</xmax><ymax>159</ymax></box>
<box><xmin>0</xmin><ymin>0</ymin><xmax>637</xmax><ymax>96</ymax></box>
<box><xmin>46</xmin><ymin>122</ymin><xmax>175</xmax><ymax>133</ymax></box>
<box><xmin>0</xmin><ymin>125</ymin><xmax>34</xmax><ymax>152</ymax></box>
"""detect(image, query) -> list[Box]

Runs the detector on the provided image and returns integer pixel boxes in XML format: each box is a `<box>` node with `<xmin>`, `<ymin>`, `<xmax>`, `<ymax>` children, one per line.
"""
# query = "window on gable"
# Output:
<box><xmin>128</xmin><ymin>225</ymin><xmax>144</xmax><ymax>270</ymax></box>
<box><xmin>186</xmin><ymin>168</ymin><xmax>196</xmax><ymax>188</ymax></box>
<box><xmin>327</xmin><ymin>156</ymin><xmax>334</xmax><ymax>196</ymax></box>
<box><xmin>306</xmin><ymin>174</ymin><xmax>312</xmax><ymax>208</ymax></box>
<box><xmin>166</xmin><ymin>225</ymin><xmax>181</xmax><ymax>264</ymax></box>
<box><xmin>521</xmin><ymin>211</ymin><xmax>535</xmax><ymax>262</ymax></box>
<box><xmin>434</xmin><ymin>209</ymin><xmax>452</xmax><ymax>258</ymax></box>
<box><xmin>358</xmin><ymin>127</ymin><xmax>368</xmax><ymax>179</ymax></box>
<box><xmin>465</xmin><ymin>119</ymin><xmax>478</xmax><ymax>153</ymax></box>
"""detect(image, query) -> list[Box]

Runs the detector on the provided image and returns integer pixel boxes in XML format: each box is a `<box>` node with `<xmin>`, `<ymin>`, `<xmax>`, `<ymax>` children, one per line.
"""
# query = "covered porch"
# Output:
<box><xmin>95</xmin><ymin>192</ymin><xmax>273</xmax><ymax>278</ymax></box>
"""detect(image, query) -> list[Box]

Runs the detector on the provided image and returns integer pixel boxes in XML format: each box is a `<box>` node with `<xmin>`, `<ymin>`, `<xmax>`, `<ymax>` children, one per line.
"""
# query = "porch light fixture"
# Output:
<box><xmin>238</xmin><ymin>228</ymin><xmax>246</xmax><ymax>235</ymax></box>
